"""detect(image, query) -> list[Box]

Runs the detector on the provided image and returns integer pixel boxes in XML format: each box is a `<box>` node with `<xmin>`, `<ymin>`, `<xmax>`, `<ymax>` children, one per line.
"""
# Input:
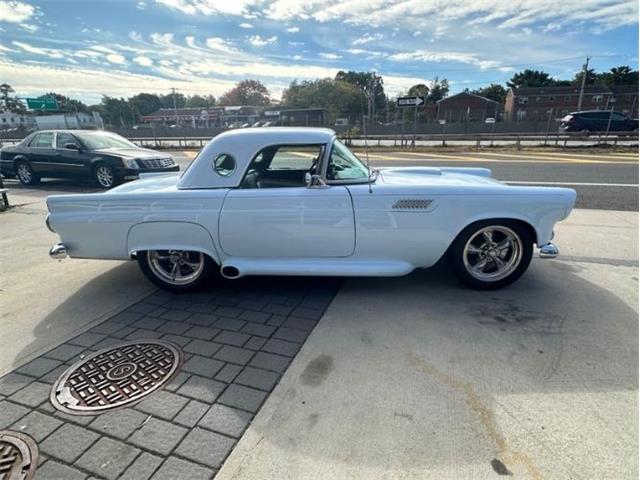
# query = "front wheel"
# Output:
<box><xmin>138</xmin><ymin>250</ymin><xmax>213</xmax><ymax>292</ymax></box>
<box><xmin>448</xmin><ymin>221</ymin><xmax>533</xmax><ymax>290</ymax></box>
<box><xmin>94</xmin><ymin>164</ymin><xmax>117</xmax><ymax>189</ymax></box>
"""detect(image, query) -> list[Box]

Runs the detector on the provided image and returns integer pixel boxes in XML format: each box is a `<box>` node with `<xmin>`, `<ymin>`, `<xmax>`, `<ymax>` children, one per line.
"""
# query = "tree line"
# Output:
<box><xmin>0</xmin><ymin>65</ymin><xmax>636</xmax><ymax>127</ymax></box>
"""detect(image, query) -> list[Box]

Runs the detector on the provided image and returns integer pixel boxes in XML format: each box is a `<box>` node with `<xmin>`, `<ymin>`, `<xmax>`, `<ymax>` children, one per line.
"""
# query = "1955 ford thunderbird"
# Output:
<box><xmin>46</xmin><ymin>127</ymin><xmax>576</xmax><ymax>291</ymax></box>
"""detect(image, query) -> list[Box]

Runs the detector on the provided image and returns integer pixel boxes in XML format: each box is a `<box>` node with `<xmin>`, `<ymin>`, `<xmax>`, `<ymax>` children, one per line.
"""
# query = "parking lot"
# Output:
<box><xmin>0</xmin><ymin>148</ymin><xmax>637</xmax><ymax>479</ymax></box>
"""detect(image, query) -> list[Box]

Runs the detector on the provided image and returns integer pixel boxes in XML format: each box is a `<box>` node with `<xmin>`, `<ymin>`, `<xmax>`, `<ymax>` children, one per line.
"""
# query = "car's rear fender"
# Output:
<box><xmin>127</xmin><ymin>221</ymin><xmax>221</xmax><ymax>265</ymax></box>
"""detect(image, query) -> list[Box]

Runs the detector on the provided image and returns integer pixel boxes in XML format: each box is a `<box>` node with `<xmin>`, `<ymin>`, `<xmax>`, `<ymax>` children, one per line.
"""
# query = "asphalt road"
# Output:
<box><xmin>174</xmin><ymin>149</ymin><xmax>639</xmax><ymax>211</ymax></box>
<box><xmin>2</xmin><ymin>149</ymin><xmax>637</xmax><ymax>211</ymax></box>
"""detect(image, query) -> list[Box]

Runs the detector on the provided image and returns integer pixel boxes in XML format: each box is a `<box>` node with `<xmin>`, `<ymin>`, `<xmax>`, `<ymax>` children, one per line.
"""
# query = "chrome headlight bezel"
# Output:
<box><xmin>123</xmin><ymin>158</ymin><xmax>140</xmax><ymax>169</ymax></box>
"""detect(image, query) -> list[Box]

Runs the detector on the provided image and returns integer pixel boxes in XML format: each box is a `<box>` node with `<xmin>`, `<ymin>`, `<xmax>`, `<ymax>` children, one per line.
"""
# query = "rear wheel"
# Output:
<box><xmin>448</xmin><ymin>220</ymin><xmax>533</xmax><ymax>290</ymax></box>
<box><xmin>15</xmin><ymin>160</ymin><xmax>40</xmax><ymax>185</ymax></box>
<box><xmin>138</xmin><ymin>250</ymin><xmax>213</xmax><ymax>292</ymax></box>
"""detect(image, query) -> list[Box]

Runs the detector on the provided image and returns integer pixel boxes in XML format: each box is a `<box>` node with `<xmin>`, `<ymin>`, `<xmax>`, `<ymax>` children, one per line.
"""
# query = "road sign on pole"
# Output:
<box><xmin>26</xmin><ymin>98</ymin><xmax>58</xmax><ymax>110</ymax></box>
<box><xmin>397</xmin><ymin>96</ymin><xmax>425</xmax><ymax>107</ymax></box>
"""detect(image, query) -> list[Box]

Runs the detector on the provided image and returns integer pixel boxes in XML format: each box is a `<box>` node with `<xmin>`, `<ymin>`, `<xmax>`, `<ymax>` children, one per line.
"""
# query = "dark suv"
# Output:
<box><xmin>559</xmin><ymin>110</ymin><xmax>639</xmax><ymax>133</ymax></box>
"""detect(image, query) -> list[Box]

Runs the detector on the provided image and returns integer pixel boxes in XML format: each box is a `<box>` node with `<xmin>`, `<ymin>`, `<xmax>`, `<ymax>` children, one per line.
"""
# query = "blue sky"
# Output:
<box><xmin>0</xmin><ymin>0</ymin><xmax>638</xmax><ymax>104</ymax></box>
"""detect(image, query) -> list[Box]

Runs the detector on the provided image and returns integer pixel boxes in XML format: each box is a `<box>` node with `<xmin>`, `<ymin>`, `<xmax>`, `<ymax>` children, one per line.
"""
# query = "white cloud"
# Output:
<box><xmin>288</xmin><ymin>41</ymin><xmax>304</xmax><ymax>46</ymax></box>
<box><xmin>205</xmin><ymin>37</ymin><xmax>235</xmax><ymax>52</ymax></box>
<box><xmin>12</xmin><ymin>40</ymin><xmax>63</xmax><ymax>58</ymax></box>
<box><xmin>346</xmin><ymin>48</ymin><xmax>385</xmax><ymax>57</ymax></box>
<box><xmin>105</xmin><ymin>53</ymin><xmax>126</xmax><ymax>64</ymax></box>
<box><xmin>239</xmin><ymin>22</ymin><xmax>253</xmax><ymax>28</ymax></box>
<box><xmin>137</xmin><ymin>1</ymin><xmax>147</xmax><ymax>9</ymax></box>
<box><xmin>0</xmin><ymin>0</ymin><xmax>35</xmax><ymax>23</ymax></box>
<box><xmin>389</xmin><ymin>49</ymin><xmax>503</xmax><ymax>69</ymax></box>
<box><xmin>319</xmin><ymin>52</ymin><xmax>341</xmax><ymax>59</ymax></box>
<box><xmin>248</xmin><ymin>35</ymin><xmax>277</xmax><ymax>47</ymax></box>
<box><xmin>353</xmin><ymin>33</ymin><xmax>383</xmax><ymax>45</ymax></box>
<box><xmin>265</xmin><ymin>0</ymin><xmax>638</xmax><ymax>31</ymax></box>
<box><xmin>286</xmin><ymin>26</ymin><xmax>299</xmax><ymax>32</ymax></box>
<box><xmin>18</xmin><ymin>22</ymin><xmax>36</xmax><ymax>32</ymax></box>
<box><xmin>292</xmin><ymin>54</ymin><xmax>301</xmax><ymax>60</ymax></box>
<box><xmin>133</xmin><ymin>55</ymin><xmax>152</xmax><ymax>66</ymax></box>
<box><xmin>155</xmin><ymin>0</ymin><xmax>259</xmax><ymax>17</ymax></box>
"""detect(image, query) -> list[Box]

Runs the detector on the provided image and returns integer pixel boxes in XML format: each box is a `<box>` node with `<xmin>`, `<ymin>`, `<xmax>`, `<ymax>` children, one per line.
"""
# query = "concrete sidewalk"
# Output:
<box><xmin>217</xmin><ymin>210</ymin><xmax>638</xmax><ymax>480</ymax></box>
<box><xmin>0</xmin><ymin>191</ymin><xmax>154</xmax><ymax>377</ymax></box>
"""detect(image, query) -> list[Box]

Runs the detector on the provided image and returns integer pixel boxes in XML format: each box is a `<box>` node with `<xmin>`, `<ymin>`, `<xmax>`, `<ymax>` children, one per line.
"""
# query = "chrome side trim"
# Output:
<box><xmin>539</xmin><ymin>242</ymin><xmax>559</xmax><ymax>258</ymax></box>
<box><xmin>49</xmin><ymin>243</ymin><xmax>67</xmax><ymax>259</ymax></box>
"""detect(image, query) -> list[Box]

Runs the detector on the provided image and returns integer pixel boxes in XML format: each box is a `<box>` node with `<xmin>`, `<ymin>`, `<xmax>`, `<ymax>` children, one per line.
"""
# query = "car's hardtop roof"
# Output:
<box><xmin>215</xmin><ymin>127</ymin><xmax>336</xmax><ymax>144</ymax></box>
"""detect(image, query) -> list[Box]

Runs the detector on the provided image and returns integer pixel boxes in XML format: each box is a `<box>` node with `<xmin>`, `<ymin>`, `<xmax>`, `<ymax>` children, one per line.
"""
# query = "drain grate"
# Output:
<box><xmin>50</xmin><ymin>340</ymin><xmax>183</xmax><ymax>415</ymax></box>
<box><xmin>0</xmin><ymin>431</ymin><xmax>38</xmax><ymax>480</ymax></box>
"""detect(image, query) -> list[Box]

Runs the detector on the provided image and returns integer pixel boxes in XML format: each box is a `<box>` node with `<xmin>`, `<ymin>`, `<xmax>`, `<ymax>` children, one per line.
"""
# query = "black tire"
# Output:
<box><xmin>137</xmin><ymin>250</ymin><xmax>214</xmax><ymax>292</ymax></box>
<box><xmin>93</xmin><ymin>163</ymin><xmax>118</xmax><ymax>189</ymax></box>
<box><xmin>15</xmin><ymin>160</ymin><xmax>40</xmax><ymax>185</ymax></box>
<box><xmin>448</xmin><ymin>219</ymin><xmax>533</xmax><ymax>290</ymax></box>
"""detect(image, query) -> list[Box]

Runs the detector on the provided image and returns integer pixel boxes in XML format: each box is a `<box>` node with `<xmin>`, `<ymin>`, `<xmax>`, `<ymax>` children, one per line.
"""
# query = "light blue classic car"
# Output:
<box><xmin>46</xmin><ymin>128</ymin><xmax>575</xmax><ymax>291</ymax></box>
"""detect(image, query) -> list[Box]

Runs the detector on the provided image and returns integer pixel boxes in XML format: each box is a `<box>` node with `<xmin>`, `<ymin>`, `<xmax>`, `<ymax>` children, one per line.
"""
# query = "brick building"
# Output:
<box><xmin>432</xmin><ymin>92</ymin><xmax>500</xmax><ymax>122</ymax></box>
<box><xmin>504</xmin><ymin>85</ymin><xmax>639</xmax><ymax>121</ymax></box>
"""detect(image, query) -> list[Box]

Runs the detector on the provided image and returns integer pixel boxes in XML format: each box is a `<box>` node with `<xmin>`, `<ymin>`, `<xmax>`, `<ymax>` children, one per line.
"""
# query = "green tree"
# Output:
<box><xmin>282</xmin><ymin>78</ymin><xmax>362</xmax><ymax>120</ymax></box>
<box><xmin>335</xmin><ymin>71</ymin><xmax>385</xmax><ymax>119</ymax></box>
<box><xmin>426</xmin><ymin>77</ymin><xmax>449</xmax><ymax>103</ymax></box>
<box><xmin>507</xmin><ymin>69</ymin><xmax>555</xmax><ymax>88</ymax></box>
<box><xmin>159</xmin><ymin>92</ymin><xmax>186</xmax><ymax>109</ymax></box>
<box><xmin>0</xmin><ymin>83</ymin><xmax>26</xmax><ymax>113</ymax></box>
<box><xmin>572</xmin><ymin>68</ymin><xmax>597</xmax><ymax>86</ymax></box>
<box><xmin>597</xmin><ymin>65</ymin><xmax>639</xmax><ymax>86</ymax></box>
<box><xmin>129</xmin><ymin>93</ymin><xmax>162</xmax><ymax>116</ymax></box>
<box><xmin>471</xmin><ymin>83</ymin><xmax>507</xmax><ymax>103</ymax></box>
<box><xmin>185</xmin><ymin>94</ymin><xmax>216</xmax><ymax>108</ymax></box>
<box><xmin>219</xmin><ymin>80</ymin><xmax>270</xmax><ymax>106</ymax></box>
<box><xmin>96</xmin><ymin>96</ymin><xmax>134</xmax><ymax>127</ymax></box>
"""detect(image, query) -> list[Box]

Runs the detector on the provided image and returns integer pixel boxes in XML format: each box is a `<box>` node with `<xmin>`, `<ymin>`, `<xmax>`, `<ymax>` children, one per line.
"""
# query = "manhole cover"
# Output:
<box><xmin>50</xmin><ymin>340</ymin><xmax>183</xmax><ymax>415</ymax></box>
<box><xmin>0</xmin><ymin>431</ymin><xmax>38</xmax><ymax>480</ymax></box>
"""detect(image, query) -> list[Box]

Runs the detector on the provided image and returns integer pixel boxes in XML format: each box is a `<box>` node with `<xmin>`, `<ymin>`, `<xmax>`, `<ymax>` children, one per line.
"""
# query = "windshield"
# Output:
<box><xmin>327</xmin><ymin>140</ymin><xmax>370</xmax><ymax>181</ymax></box>
<box><xmin>76</xmin><ymin>132</ymin><xmax>137</xmax><ymax>150</ymax></box>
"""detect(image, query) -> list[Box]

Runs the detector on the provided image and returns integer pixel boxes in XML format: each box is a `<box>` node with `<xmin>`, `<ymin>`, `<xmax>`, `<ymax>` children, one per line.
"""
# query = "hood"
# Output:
<box><xmin>378</xmin><ymin>166</ymin><xmax>503</xmax><ymax>187</ymax></box>
<box><xmin>92</xmin><ymin>147</ymin><xmax>172</xmax><ymax>160</ymax></box>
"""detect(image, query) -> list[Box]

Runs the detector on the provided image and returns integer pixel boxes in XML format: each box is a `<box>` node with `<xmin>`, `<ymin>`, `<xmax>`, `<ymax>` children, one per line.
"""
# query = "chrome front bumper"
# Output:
<box><xmin>538</xmin><ymin>242</ymin><xmax>559</xmax><ymax>258</ymax></box>
<box><xmin>49</xmin><ymin>243</ymin><xmax>67</xmax><ymax>259</ymax></box>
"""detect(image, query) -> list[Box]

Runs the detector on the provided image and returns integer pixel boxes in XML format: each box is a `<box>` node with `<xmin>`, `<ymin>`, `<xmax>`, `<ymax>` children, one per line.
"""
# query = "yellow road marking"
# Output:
<box><xmin>387</xmin><ymin>151</ymin><xmax>637</xmax><ymax>165</ymax></box>
<box><xmin>472</xmin><ymin>150</ymin><xmax>639</xmax><ymax>161</ymax></box>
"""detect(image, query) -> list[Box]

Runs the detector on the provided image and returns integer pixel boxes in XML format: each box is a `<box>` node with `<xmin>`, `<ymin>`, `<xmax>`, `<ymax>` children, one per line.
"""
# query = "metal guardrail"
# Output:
<box><xmin>0</xmin><ymin>131</ymin><xmax>637</xmax><ymax>150</ymax></box>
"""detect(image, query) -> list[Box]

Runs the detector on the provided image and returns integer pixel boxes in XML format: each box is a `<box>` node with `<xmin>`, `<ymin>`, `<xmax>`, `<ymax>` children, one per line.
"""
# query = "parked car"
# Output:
<box><xmin>0</xmin><ymin>130</ymin><xmax>179</xmax><ymax>188</ymax></box>
<box><xmin>559</xmin><ymin>110</ymin><xmax>639</xmax><ymax>133</ymax></box>
<box><xmin>46</xmin><ymin>128</ymin><xmax>575</xmax><ymax>291</ymax></box>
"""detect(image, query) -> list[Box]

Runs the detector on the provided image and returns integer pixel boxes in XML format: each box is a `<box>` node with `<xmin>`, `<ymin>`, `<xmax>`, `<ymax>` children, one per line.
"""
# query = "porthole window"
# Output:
<box><xmin>213</xmin><ymin>154</ymin><xmax>235</xmax><ymax>177</ymax></box>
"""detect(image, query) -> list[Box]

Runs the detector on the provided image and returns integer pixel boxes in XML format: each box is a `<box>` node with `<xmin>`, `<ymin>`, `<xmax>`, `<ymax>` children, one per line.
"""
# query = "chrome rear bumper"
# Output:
<box><xmin>49</xmin><ymin>243</ymin><xmax>67</xmax><ymax>259</ymax></box>
<box><xmin>538</xmin><ymin>242</ymin><xmax>559</xmax><ymax>258</ymax></box>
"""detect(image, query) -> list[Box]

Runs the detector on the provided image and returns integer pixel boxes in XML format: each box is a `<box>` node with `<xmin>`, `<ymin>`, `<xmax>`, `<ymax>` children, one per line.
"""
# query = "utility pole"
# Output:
<box><xmin>170</xmin><ymin>87</ymin><xmax>179</xmax><ymax>126</ymax></box>
<box><xmin>577</xmin><ymin>56</ymin><xmax>591</xmax><ymax>111</ymax></box>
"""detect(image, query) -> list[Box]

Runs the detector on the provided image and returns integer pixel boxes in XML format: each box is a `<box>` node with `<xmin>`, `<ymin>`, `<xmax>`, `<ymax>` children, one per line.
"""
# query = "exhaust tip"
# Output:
<box><xmin>49</xmin><ymin>243</ymin><xmax>67</xmax><ymax>259</ymax></box>
<box><xmin>221</xmin><ymin>265</ymin><xmax>241</xmax><ymax>279</ymax></box>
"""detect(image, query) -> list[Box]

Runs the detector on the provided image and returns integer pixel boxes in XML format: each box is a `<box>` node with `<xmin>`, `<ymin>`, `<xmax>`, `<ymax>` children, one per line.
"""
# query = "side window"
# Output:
<box><xmin>56</xmin><ymin>133</ymin><xmax>77</xmax><ymax>149</ymax></box>
<box><xmin>34</xmin><ymin>132</ymin><xmax>54</xmax><ymax>148</ymax></box>
<box><xmin>268</xmin><ymin>146</ymin><xmax>321</xmax><ymax>170</ymax></box>
<box><xmin>213</xmin><ymin>154</ymin><xmax>236</xmax><ymax>177</ymax></box>
<box><xmin>241</xmin><ymin>145</ymin><xmax>323</xmax><ymax>189</ymax></box>
<box><xmin>327</xmin><ymin>140</ymin><xmax>370</xmax><ymax>181</ymax></box>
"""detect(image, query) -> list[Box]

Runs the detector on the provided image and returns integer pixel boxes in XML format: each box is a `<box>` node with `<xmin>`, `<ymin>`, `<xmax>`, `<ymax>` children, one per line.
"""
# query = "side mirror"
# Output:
<box><xmin>305</xmin><ymin>173</ymin><xmax>328</xmax><ymax>188</ymax></box>
<box><xmin>65</xmin><ymin>143</ymin><xmax>80</xmax><ymax>151</ymax></box>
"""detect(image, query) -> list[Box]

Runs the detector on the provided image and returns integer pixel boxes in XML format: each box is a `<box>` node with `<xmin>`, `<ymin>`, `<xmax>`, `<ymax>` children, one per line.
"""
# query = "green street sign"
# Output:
<box><xmin>26</xmin><ymin>98</ymin><xmax>58</xmax><ymax>110</ymax></box>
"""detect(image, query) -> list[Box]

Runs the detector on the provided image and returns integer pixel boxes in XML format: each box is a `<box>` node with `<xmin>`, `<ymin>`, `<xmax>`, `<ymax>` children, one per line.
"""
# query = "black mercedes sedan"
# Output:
<box><xmin>0</xmin><ymin>130</ymin><xmax>179</xmax><ymax>188</ymax></box>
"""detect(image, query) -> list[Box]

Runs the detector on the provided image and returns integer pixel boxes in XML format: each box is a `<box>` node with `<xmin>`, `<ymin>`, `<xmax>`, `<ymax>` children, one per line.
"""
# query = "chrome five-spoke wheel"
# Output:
<box><xmin>147</xmin><ymin>250</ymin><xmax>205</xmax><ymax>286</ymax></box>
<box><xmin>463</xmin><ymin>226</ymin><xmax>523</xmax><ymax>282</ymax></box>
<box><xmin>138</xmin><ymin>249</ymin><xmax>212</xmax><ymax>292</ymax></box>
<box><xmin>449</xmin><ymin>220</ymin><xmax>533</xmax><ymax>289</ymax></box>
